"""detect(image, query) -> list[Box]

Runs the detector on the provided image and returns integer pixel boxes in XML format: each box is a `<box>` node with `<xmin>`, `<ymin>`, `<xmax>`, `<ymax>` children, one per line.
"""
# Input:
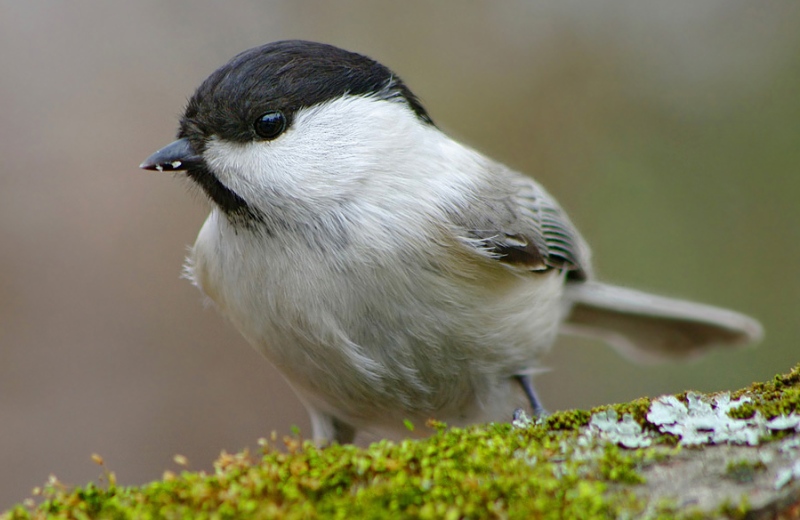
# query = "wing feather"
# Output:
<box><xmin>448</xmin><ymin>166</ymin><xmax>591</xmax><ymax>279</ymax></box>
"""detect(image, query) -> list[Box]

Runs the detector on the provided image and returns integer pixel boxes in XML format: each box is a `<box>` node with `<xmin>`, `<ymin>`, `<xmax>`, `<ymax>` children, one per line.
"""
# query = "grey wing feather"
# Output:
<box><xmin>451</xmin><ymin>167</ymin><xmax>591</xmax><ymax>279</ymax></box>
<box><xmin>517</xmin><ymin>179</ymin><xmax>587</xmax><ymax>273</ymax></box>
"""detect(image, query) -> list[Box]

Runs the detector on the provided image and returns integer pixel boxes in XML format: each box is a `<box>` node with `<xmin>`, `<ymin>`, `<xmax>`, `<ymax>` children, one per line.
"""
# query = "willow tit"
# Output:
<box><xmin>141</xmin><ymin>40</ymin><xmax>762</xmax><ymax>443</ymax></box>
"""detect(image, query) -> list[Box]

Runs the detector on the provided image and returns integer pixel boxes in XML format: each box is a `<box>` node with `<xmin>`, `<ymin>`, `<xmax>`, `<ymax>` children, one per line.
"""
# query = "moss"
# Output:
<box><xmin>729</xmin><ymin>364</ymin><xmax>800</xmax><ymax>421</ymax></box>
<box><xmin>727</xmin><ymin>402</ymin><xmax>757</xmax><ymax>420</ymax></box>
<box><xmin>716</xmin><ymin>494</ymin><xmax>751</xmax><ymax>520</ymax></box>
<box><xmin>6</xmin><ymin>364</ymin><xmax>800</xmax><ymax>519</ymax></box>
<box><xmin>594</xmin><ymin>398</ymin><xmax>653</xmax><ymax>428</ymax></box>
<box><xmin>3</xmin><ymin>423</ymin><xmax>662</xmax><ymax>519</ymax></box>
<box><xmin>544</xmin><ymin>398</ymin><xmax>654</xmax><ymax>433</ymax></box>
<box><xmin>724</xmin><ymin>458</ymin><xmax>767</xmax><ymax>484</ymax></box>
<box><xmin>544</xmin><ymin>408</ymin><xmax>592</xmax><ymax>430</ymax></box>
<box><xmin>596</xmin><ymin>444</ymin><xmax>646</xmax><ymax>485</ymax></box>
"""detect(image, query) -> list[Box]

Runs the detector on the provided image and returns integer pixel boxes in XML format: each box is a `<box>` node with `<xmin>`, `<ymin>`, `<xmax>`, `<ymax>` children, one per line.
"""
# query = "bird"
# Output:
<box><xmin>141</xmin><ymin>40</ymin><xmax>762</xmax><ymax>444</ymax></box>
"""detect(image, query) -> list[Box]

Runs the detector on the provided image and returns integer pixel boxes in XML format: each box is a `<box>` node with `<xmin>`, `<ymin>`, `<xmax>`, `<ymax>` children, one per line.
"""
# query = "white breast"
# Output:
<box><xmin>188</xmin><ymin>209</ymin><xmax>565</xmax><ymax>433</ymax></box>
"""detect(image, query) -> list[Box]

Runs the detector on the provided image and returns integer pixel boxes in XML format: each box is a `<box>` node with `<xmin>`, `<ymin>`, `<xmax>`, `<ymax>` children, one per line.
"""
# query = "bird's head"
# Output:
<box><xmin>141</xmin><ymin>40</ymin><xmax>436</xmax><ymax>226</ymax></box>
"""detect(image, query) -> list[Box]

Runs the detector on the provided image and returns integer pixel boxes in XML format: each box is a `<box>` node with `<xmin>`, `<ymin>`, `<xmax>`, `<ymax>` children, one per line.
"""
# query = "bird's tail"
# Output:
<box><xmin>560</xmin><ymin>281</ymin><xmax>763</xmax><ymax>363</ymax></box>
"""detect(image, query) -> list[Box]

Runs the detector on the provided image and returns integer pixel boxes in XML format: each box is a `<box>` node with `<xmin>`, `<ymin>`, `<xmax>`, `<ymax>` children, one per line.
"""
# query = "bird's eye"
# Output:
<box><xmin>254</xmin><ymin>110</ymin><xmax>286</xmax><ymax>139</ymax></box>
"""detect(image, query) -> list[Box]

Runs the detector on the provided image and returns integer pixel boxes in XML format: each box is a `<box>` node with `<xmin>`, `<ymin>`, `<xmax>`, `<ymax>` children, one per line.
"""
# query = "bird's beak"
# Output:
<box><xmin>140</xmin><ymin>138</ymin><xmax>203</xmax><ymax>172</ymax></box>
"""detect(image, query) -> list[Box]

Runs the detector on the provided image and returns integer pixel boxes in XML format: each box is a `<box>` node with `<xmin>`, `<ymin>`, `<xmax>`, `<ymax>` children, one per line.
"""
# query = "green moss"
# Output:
<box><xmin>593</xmin><ymin>398</ymin><xmax>653</xmax><ymax>428</ymax></box>
<box><xmin>716</xmin><ymin>494</ymin><xmax>751</xmax><ymax>520</ymax></box>
<box><xmin>596</xmin><ymin>444</ymin><xmax>646</xmax><ymax>485</ymax></box>
<box><xmin>724</xmin><ymin>458</ymin><xmax>767</xmax><ymax>484</ymax></box>
<box><xmin>727</xmin><ymin>402</ymin><xmax>757</xmax><ymax>420</ymax></box>
<box><xmin>729</xmin><ymin>364</ymin><xmax>800</xmax><ymax>421</ymax></box>
<box><xmin>3</xmin><ymin>422</ymin><xmax>660</xmax><ymax>519</ymax></box>
<box><xmin>544</xmin><ymin>398</ymin><xmax>656</xmax><ymax>433</ymax></box>
<box><xmin>544</xmin><ymin>408</ymin><xmax>592</xmax><ymax>430</ymax></box>
<box><xmin>7</xmin><ymin>364</ymin><xmax>800</xmax><ymax>519</ymax></box>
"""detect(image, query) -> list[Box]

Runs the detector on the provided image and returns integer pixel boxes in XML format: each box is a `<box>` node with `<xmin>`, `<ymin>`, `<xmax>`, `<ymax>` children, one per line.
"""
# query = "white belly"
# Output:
<box><xmin>187</xmin><ymin>210</ymin><xmax>566</xmax><ymax>434</ymax></box>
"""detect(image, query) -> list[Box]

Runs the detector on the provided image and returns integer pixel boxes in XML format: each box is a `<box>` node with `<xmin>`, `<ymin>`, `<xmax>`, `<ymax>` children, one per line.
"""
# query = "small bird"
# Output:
<box><xmin>141</xmin><ymin>40</ymin><xmax>762</xmax><ymax>443</ymax></box>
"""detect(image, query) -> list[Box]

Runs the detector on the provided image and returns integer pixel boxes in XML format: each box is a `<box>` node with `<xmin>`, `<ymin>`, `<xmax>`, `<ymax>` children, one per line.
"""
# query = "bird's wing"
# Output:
<box><xmin>447</xmin><ymin>165</ymin><xmax>762</xmax><ymax>358</ymax></box>
<box><xmin>448</xmin><ymin>167</ymin><xmax>591</xmax><ymax>280</ymax></box>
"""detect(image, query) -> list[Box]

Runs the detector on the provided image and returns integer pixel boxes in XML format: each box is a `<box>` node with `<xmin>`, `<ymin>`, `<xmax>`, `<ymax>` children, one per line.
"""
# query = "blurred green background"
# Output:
<box><xmin>0</xmin><ymin>0</ymin><xmax>797</xmax><ymax>510</ymax></box>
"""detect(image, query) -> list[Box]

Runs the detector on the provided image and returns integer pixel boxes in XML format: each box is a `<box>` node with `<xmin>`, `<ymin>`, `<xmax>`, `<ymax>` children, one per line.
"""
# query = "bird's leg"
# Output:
<box><xmin>514</xmin><ymin>374</ymin><xmax>547</xmax><ymax>417</ymax></box>
<box><xmin>331</xmin><ymin>417</ymin><xmax>356</xmax><ymax>444</ymax></box>
<box><xmin>307</xmin><ymin>406</ymin><xmax>357</xmax><ymax>444</ymax></box>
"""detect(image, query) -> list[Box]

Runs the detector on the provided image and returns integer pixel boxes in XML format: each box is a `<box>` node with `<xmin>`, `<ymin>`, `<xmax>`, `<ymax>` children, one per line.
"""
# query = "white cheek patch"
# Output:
<box><xmin>203</xmin><ymin>97</ymin><xmax>406</xmax><ymax>178</ymax></box>
<box><xmin>203</xmin><ymin>138</ymin><xmax>288</xmax><ymax>207</ymax></box>
<box><xmin>198</xmin><ymin>95</ymin><xmax>453</xmax><ymax>216</ymax></box>
<box><xmin>204</xmin><ymin>139</ymin><xmax>268</xmax><ymax>182</ymax></box>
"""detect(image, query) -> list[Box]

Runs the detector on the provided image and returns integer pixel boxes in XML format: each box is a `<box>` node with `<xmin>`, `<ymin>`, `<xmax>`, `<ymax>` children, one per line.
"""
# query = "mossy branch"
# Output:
<box><xmin>5</xmin><ymin>366</ymin><xmax>800</xmax><ymax>519</ymax></box>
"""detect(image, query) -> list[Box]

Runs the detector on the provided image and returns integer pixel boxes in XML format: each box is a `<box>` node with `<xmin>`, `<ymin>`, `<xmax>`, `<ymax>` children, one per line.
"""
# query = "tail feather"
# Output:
<box><xmin>561</xmin><ymin>282</ymin><xmax>763</xmax><ymax>363</ymax></box>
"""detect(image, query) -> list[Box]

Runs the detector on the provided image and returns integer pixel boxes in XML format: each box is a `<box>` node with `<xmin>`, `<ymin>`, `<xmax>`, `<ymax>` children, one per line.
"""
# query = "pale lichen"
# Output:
<box><xmin>646</xmin><ymin>393</ymin><xmax>763</xmax><ymax>446</ymax></box>
<box><xmin>586</xmin><ymin>409</ymin><xmax>653</xmax><ymax>449</ymax></box>
<box><xmin>774</xmin><ymin>458</ymin><xmax>800</xmax><ymax>490</ymax></box>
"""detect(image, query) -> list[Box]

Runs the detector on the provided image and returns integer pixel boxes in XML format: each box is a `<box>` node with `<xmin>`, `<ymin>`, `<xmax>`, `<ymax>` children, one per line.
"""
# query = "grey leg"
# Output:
<box><xmin>514</xmin><ymin>374</ymin><xmax>547</xmax><ymax>417</ymax></box>
<box><xmin>332</xmin><ymin>417</ymin><xmax>356</xmax><ymax>444</ymax></box>
<box><xmin>307</xmin><ymin>406</ymin><xmax>356</xmax><ymax>444</ymax></box>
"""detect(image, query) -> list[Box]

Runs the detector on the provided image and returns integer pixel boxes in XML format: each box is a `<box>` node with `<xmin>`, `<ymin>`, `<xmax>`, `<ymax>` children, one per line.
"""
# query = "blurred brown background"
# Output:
<box><xmin>1</xmin><ymin>0</ymin><xmax>798</xmax><ymax>509</ymax></box>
